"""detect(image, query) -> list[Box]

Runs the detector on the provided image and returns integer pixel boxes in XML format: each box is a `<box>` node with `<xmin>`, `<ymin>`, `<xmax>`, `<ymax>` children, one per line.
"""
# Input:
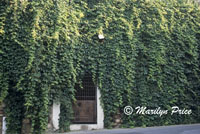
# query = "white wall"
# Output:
<box><xmin>2</xmin><ymin>117</ymin><xmax>6</xmax><ymax>134</ymax></box>
<box><xmin>52</xmin><ymin>102</ymin><xmax>60</xmax><ymax>130</ymax></box>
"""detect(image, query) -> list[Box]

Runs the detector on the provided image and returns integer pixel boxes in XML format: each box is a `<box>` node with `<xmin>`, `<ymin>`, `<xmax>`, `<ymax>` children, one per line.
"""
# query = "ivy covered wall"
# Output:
<box><xmin>0</xmin><ymin>0</ymin><xmax>200</xmax><ymax>133</ymax></box>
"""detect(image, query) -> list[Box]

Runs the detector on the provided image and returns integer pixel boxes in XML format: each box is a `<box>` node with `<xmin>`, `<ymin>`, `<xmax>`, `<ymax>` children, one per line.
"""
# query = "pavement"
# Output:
<box><xmin>49</xmin><ymin>124</ymin><xmax>200</xmax><ymax>134</ymax></box>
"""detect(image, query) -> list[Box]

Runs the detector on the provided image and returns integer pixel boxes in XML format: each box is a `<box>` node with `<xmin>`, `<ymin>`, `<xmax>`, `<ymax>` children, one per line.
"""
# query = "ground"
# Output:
<box><xmin>47</xmin><ymin>124</ymin><xmax>200</xmax><ymax>134</ymax></box>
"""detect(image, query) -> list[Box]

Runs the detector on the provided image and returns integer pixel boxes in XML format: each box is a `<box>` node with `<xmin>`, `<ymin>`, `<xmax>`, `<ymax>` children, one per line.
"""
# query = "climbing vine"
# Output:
<box><xmin>0</xmin><ymin>0</ymin><xmax>200</xmax><ymax>133</ymax></box>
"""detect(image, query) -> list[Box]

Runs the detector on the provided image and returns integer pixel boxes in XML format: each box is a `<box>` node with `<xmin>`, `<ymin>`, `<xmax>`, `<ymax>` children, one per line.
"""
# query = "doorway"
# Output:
<box><xmin>72</xmin><ymin>74</ymin><xmax>97</xmax><ymax>124</ymax></box>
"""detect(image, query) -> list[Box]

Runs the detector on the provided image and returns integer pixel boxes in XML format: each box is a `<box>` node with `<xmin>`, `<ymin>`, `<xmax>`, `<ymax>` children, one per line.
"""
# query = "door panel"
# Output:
<box><xmin>73</xmin><ymin>100</ymin><xmax>96</xmax><ymax>123</ymax></box>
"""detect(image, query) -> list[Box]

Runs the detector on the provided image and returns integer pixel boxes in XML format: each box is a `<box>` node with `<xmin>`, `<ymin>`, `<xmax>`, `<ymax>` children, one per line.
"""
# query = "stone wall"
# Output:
<box><xmin>21</xmin><ymin>119</ymin><xmax>31</xmax><ymax>134</ymax></box>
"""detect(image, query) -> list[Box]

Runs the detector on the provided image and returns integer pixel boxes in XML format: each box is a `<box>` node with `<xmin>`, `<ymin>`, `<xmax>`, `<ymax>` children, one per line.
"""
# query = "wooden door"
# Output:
<box><xmin>73</xmin><ymin>100</ymin><xmax>97</xmax><ymax>123</ymax></box>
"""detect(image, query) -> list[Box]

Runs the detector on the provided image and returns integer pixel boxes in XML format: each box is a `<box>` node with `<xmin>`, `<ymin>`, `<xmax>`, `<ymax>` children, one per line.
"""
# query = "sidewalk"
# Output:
<box><xmin>47</xmin><ymin>124</ymin><xmax>200</xmax><ymax>134</ymax></box>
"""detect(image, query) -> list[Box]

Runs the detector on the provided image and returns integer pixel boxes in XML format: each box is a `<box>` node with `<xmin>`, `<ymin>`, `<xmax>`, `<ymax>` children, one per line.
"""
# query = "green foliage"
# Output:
<box><xmin>0</xmin><ymin>0</ymin><xmax>200</xmax><ymax>133</ymax></box>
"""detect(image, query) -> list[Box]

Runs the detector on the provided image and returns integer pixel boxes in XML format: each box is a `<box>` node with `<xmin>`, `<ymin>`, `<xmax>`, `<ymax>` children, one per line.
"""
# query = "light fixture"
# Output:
<box><xmin>98</xmin><ymin>34</ymin><xmax>104</xmax><ymax>40</ymax></box>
